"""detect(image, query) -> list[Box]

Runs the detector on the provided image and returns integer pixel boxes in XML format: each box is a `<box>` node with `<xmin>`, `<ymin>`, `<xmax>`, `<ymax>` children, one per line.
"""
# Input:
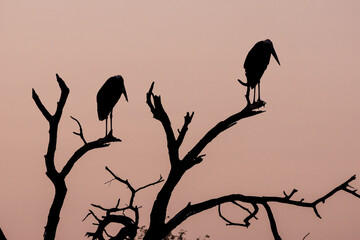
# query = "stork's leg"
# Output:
<box><xmin>105</xmin><ymin>117</ymin><xmax>108</xmax><ymax>136</ymax></box>
<box><xmin>245</xmin><ymin>86</ymin><xmax>250</xmax><ymax>105</ymax></box>
<box><xmin>253</xmin><ymin>85</ymin><xmax>256</xmax><ymax>104</ymax></box>
<box><xmin>110</xmin><ymin>109</ymin><xmax>113</xmax><ymax>134</ymax></box>
<box><xmin>258</xmin><ymin>83</ymin><xmax>261</xmax><ymax>102</ymax></box>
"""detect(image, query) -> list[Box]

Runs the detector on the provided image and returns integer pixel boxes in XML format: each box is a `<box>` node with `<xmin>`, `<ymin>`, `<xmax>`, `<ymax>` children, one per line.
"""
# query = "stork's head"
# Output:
<box><xmin>116</xmin><ymin>75</ymin><xmax>128</xmax><ymax>102</ymax></box>
<box><xmin>264</xmin><ymin>39</ymin><xmax>280</xmax><ymax>66</ymax></box>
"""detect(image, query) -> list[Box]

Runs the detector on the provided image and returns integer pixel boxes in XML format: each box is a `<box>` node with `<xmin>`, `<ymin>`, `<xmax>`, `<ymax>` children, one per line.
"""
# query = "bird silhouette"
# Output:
<box><xmin>97</xmin><ymin>75</ymin><xmax>128</xmax><ymax>137</ymax></box>
<box><xmin>238</xmin><ymin>39</ymin><xmax>280</xmax><ymax>105</ymax></box>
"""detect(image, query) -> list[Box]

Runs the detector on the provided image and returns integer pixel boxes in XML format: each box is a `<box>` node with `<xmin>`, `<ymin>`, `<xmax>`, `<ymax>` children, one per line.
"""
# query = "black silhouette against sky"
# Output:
<box><xmin>97</xmin><ymin>75</ymin><xmax>128</xmax><ymax>137</ymax></box>
<box><xmin>238</xmin><ymin>39</ymin><xmax>280</xmax><ymax>105</ymax></box>
<box><xmin>1</xmin><ymin>1</ymin><xmax>360</xmax><ymax>240</ymax></box>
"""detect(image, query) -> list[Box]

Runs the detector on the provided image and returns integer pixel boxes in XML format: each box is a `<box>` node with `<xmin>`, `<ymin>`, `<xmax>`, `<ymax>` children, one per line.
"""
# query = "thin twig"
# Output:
<box><xmin>136</xmin><ymin>175</ymin><xmax>164</xmax><ymax>193</ymax></box>
<box><xmin>283</xmin><ymin>189</ymin><xmax>298</xmax><ymax>199</ymax></box>
<box><xmin>262</xmin><ymin>202</ymin><xmax>281</xmax><ymax>240</ymax></box>
<box><xmin>303</xmin><ymin>232</ymin><xmax>310</xmax><ymax>240</ymax></box>
<box><xmin>176</xmin><ymin>111</ymin><xmax>194</xmax><ymax>147</ymax></box>
<box><xmin>232</xmin><ymin>201</ymin><xmax>259</xmax><ymax>221</ymax></box>
<box><xmin>86</xmin><ymin>167</ymin><xmax>165</xmax><ymax>239</ymax></box>
<box><xmin>70</xmin><ymin>116</ymin><xmax>87</xmax><ymax>144</ymax></box>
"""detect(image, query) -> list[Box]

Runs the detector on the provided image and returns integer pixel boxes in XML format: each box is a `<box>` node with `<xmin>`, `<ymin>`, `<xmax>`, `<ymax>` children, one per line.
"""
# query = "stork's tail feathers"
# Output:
<box><xmin>238</xmin><ymin>79</ymin><xmax>248</xmax><ymax>86</ymax></box>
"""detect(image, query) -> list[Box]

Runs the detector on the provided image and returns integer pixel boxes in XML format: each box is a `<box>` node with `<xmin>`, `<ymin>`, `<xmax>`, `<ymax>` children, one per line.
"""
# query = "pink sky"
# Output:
<box><xmin>1</xmin><ymin>1</ymin><xmax>360</xmax><ymax>239</ymax></box>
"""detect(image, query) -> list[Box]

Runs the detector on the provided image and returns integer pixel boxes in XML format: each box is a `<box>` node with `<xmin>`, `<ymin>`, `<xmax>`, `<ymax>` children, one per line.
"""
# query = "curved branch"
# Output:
<box><xmin>165</xmin><ymin>175</ymin><xmax>358</xmax><ymax>239</ymax></box>
<box><xmin>176</xmin><ymin>111</ymin><xmax>194</xmax><ymax>147</ymax></box>
<box><xmin>32</xmin><ymin>74</ymin><xmax>70</xmax><ymax>240</ymax></box>
<box><xmin>60</xmin><ymin>136</ymin><xmax>121</xmax><ymax>178</ymax></box>
<box><xmin>262</xmin><ymin>202</ymin><xmax>281</xmax><ymax>240</ymax></box>
<box><xmin>144</xmin><ymin>82</ymin><xmax>265</xmax><ymax>240</ymax></box>
<box><xmin>85</xmin><ymin>168</ymin><xmax>164</xmax><ymax>240</ymax></box>
<box><xmin>313</xmin><ymin>175</ymin><xmax>357</xmax><ymax>206</ymax></box>
<box><xmin>183</xmin><ymin>105</ymin><xmax>264</xmax><ymax>166</ymax></box>
<box><xmin>143</xmin><ymin>82</ymin><xmax>359</xmax><ymax>240</ymax></box>
<box><xmin>85</xmin><ymin>214</ymin><xmax>136</xmax><ymax>240</ymax></box>
<box><xmin>146</xmin><ymin>82</ymin><xmax>178</xmax><ymax>165</ymax></box>
<box><xmin>71</xmin><ymin>116</ymin><xmax>87</xmax><ymax>144</ymax></box>
<box><xmin>303</xmin><ymin>232</ymin><xmax>310</xmax><ymax>240</ymax></box>
<box><xmin>32</xmin><ymin>74</ymin><xmax>69</xmax><ymax>180</ymax></box>
<box><xmin>33</xmin><ymin>75</ymin><xmax>121</xmax><ymax>240</ymax></box>
<box><xmin>53</xmin><ymin>74</ymin><xmax>69</xmax><ymax>121</ymax></box>
<box><xmin>218</xmin><ymin>203</ymin><xmax>258</xmax><ymax>227</ymax></box>
<box><xmin>32</xmin><ymin>89</ymin><xmax>52</xmax><ymax>122</ymax></box>
<box><xmin>136</xmin><ymin>175</ymin><xmax>164</xmax><ymax>193</ymax></box>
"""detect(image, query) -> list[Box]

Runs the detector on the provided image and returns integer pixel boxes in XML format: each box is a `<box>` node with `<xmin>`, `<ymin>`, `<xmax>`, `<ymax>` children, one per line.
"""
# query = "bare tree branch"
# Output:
<box><xmin>146</xmin><ymin>82</ymin><xmax>178</xmax><ymax>165</ymax></box>
<box><xmin>231</xmin><ymin>201</ymin><xmax>258</xmax><ymax>220</ymax></box>
<box><xmin>105</xmin><ymin>166</ymin><xmax>135</xmax><ymax>191</ymax></box>
<box><xmin>303</xmin><ymin>232</ymin><xmax>310</xmax><ymax>240</ymax></box>
<box><xmin>283</xmin><ymin>189</ymin><xmax>298</xmax><ymax>199</ymax></box>
<box><xmin>83</xmin><ymin>210</ymin><xmax>101</xmax><ymax>222</ymax></box>
<box><xmin>53</xmin><ymin>74</ymin><xmax>69</xmax><ymax>121</ymax></box>
<box><xmin>33</xmin><ymin>74</ymin><xmax>69</xmax><ymax>240</ymax></box>
<box><xmin>165</xmin><ymin>175</ymin><xmax>358</xmax><ymax>240</ymax></box>
<box><xmin>142</xmin><ymin>81</ymin><xmax>360</xmax><ymax>240</ymax></box>
<box><xmin>33</xmin><ymin>74</ymin><xmax>121</xmax><ymax>240</ymax></box>
<box><xmin>85</xmin><ymin>214</ymin><xmax>136</xmax><ymax>240</ymax></box>
<box><xmin>33</xmin><ymin>74</ymin><xmax>69</xmax><ymax>181</ymax></box>
<box><xmin>32</xmin><ymin>89</ymin><xmax>52</xmax><ymax>122</ymax></box>
<box><xmin>262</xmin><ymin>202</ymin><xmax>281</xmax><ymax>240</ymax></box>
<box><xmin>217</xmin><ymin>202</ymin><xmax>259</xmax><ymax>227</ymax></box>
<box><xmin>0</xmin><ymin>228</ymin><xmax>7</xmax><ymax>240</ymax></box>
<box><xmin>182</xmin><ymin>105</ymin><xmax>264</xmax><ymax>167</ymax></box>
<box><xmin>136</xmin><ymin>175</ymin><xmax>164</xmax><ymax>193</ymax></box>
<box><xmin>85</xmin><ymin>167</ymin><xmax>163</xmax><ymax>240</ymax></box>
<box><xmin>71</xmin><ymin>116</ymin><xmax>87</xmax><ymax>144</ymax></box>
<box><xmin>176</xmin><ymin>111</ymin><xmax>194</xmax><ymax>147</ymax></box>
<box><xmin>313</xmin><ymin>175</ymin><xmax>356</xmax><ymax>207</ymax></box>
<box><xmin>60</xmin><ymin>136</ymin><xmax>121</xmax><ymax>178</ymax></box>
<box><xmin>218</xmin><ymin>204</ymin><xmax>246</xmax><ymax>227</ymax></box>
<box><xmin>144</xmin><ymin>82</ymin><xmax>266</xmax><ymax>240</ymax></box>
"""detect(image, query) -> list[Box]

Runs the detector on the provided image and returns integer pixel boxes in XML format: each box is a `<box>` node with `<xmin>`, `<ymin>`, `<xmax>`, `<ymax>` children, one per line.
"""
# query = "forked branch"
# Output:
<box><xmin>33</xmin><ymin>74</ymin><xmax>121</xmax><ymax>240</ymax></box>
<box><xmin>84</xmin><ymin>167</ymin><xmax>164</xmax><ymax>240</ymax></box>
<box><xmin>144</xmin><ymin>81</ymin><xmax>266</xmax><ymax>240</ymax></box>
<box><xmin>218</xmin><ymin>202</ymin><xmax>259</xmax><ymax>227</ymax></box>
<box><xmin>167</xmin><ymin>175</ymin><xmax>358</xmax><ymax>240</ymax></box>
<box><xmin>71</xmin><ymin>116</ymin><xmax>87</xmax><ymax>144</ymax></box>
<box><xmin>60</xmin><ymin>135</ymin><xmax>121</xmax><ymax>178</ymax></box>
<box><xmin>105</xmin><ymin>166</ymin><xmax>164</xmax><ymax>207</ymax></box>
<box><xmin>176</xmin><ymin>111</ymin><xmax>194</xmax><ymax>147</ymax></box>
<box><xmin>146</xmin><ymin>82</ymin><xmax>178</xmax><ymax>165</ymax></box>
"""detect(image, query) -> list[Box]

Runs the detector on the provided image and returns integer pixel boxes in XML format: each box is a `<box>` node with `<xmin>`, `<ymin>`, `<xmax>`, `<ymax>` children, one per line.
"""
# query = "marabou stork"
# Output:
<box><xmin>97</xmin><ymin>75</ymin><xmax>128</xmax><ymax>136</ymax></box>
<box><xmin>238</xmin><ymin>39</ymin><xmax>280</xmax><ymax>105</ymax></box>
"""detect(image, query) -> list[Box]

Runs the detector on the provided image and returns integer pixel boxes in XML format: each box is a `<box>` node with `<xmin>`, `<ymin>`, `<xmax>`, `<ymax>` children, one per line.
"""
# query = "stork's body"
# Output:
<box><xmin>241</xmin><ymin>39</ymin><xmax>280</xmax><ymax>104</ymax></box>
<box><xmin>97</xmin><ymin>75</ymin><xmax>128</xmax><ymax>136</ymax></box>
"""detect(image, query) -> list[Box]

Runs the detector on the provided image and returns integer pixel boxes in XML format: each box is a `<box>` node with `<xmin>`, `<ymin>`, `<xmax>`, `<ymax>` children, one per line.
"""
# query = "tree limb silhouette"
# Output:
<box><xmin>165</xmin><ymin>175</ymin><xmax>359</xmax><ymax>240</ymax></box>
<box><xmin>144</xmin><ymin>82</ymin><xmax>265</xmax><ymax>240</ymax></box>
<box><xmin>142</xmin><ymin>82</ymin><xmax>359</xmax><ymax>240</ymax></box>
<box><xmin>32</xmin><ymin>74</ymin><xmax>120</xmax><ymax>240</ymax></box>
<box><xmin>0</xmin><ymin>228</ymin><xmax>7</xmax><ymax>240</ymax></box>
<box><xmin>84</xmin><ymin>166</ymin><xmax>164</xmax><ymax>240</ymax></box>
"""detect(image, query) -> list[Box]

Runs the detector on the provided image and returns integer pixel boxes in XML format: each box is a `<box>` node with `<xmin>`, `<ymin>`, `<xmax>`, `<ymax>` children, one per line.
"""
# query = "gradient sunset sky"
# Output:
<box><xmin>1</xmin><ymin>1</ymin><xmax>360</xmax><ymax>239</ymax></box>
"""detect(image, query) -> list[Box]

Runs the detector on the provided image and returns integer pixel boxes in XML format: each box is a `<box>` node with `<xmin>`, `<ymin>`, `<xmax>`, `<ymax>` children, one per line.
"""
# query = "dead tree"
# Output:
<box><xmin>140</xmin><ymin>82</ymin><xmax>359</xmax><ymax>240</ymax></box>
<box><xmin>32</xmin><ymin>74</ymin><xmax>121</xmax><ymax>240</ymax></box>
<box><xmin>83</xmin><ymin>166</ymin><xmax>164</xmax><ymax>240</ymax></box>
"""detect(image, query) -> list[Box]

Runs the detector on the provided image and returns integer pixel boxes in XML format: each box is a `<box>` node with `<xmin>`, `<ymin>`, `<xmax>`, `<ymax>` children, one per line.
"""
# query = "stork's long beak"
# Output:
<box><xmin>271</xmin><ymin>47</ymin><xmax>281</xmax><ymax>66</ymax></box>
<box><xmin>123</xmin><ymin>85</ymin><xmax>128</xmax><ymax>102</ymax></box>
